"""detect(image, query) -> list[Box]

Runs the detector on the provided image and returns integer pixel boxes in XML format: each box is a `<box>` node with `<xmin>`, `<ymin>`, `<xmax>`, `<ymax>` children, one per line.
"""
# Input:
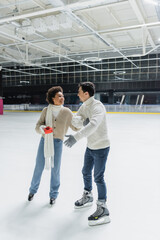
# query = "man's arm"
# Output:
<box><xmin>73</xmin><ymin>104</ymin><xmax>104</xmax><ymax>141</ymax></box>
<box><xmin>71</xmin><ymin>104</ymin><xmax>86</xmax><ymax>129</ymax></box>
<box><xmin>64</xmin><ymin>103</ymin><xmax>105</xmax><ymax>147</ymax></box>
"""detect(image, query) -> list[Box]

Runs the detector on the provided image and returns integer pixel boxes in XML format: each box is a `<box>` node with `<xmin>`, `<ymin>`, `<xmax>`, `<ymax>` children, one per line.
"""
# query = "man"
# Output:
<box><xmin>64</xmin><ymin>82</ymin><xmax>110</xmax><ymax>226</ymax></box>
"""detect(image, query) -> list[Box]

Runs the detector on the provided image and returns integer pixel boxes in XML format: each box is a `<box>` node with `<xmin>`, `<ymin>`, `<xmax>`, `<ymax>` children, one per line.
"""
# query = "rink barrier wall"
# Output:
<box><xmin>3</xmin><ymin>104</ymin><xmax>160</xmax><ymax>113</ymax></box>
<box><xmin>0</xmin><ymin>99</ymin><xmax>3</xmax><ymax>115</ymax></box>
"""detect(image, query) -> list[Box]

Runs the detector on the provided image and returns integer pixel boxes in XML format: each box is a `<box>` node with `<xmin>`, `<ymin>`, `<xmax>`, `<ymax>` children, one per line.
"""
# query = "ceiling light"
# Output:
<box><xmin>113</xmin><ymin>71</ymin><xmax>126</xmax><ymax>75</ymax></box>
<box><xmin>20</xmin><ymin>81</ymin><xmax>30</xmax><ymax>83</ymax></box>
<box><xmin>84</xmin><ymin>57</ymin><xmax>102</xmax><ymax>62</ymax></box>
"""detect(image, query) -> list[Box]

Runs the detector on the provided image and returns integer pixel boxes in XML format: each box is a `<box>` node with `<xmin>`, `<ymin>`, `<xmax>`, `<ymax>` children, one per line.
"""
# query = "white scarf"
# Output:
<box><xmin>44</xmin><ymin>104</ymin><xmax>54</xmax><ymax>170</ymax></box>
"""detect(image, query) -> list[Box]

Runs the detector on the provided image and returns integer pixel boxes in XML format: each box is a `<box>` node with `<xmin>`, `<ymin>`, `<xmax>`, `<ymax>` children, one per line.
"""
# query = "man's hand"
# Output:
<box><xmin>64</xmin><ymin>135</ymin><xmax>77</xmax><ymax>148</ymax></box>
<box><xmin>83</xmin><ymin>118</ymin><xmax>89</xmax><ymax>126</ymax></box>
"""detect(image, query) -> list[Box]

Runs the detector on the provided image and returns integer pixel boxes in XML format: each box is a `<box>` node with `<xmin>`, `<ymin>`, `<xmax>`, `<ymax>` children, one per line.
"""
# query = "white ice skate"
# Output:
<box><xmin>74</xmin><ymin>190</ymin><xmax>93</xmax><ymax>209</ymax></box>
<box><xmin>88</xmin><ymin>200</ymin><xmax>111</xmax><ymax>226</ymax></box>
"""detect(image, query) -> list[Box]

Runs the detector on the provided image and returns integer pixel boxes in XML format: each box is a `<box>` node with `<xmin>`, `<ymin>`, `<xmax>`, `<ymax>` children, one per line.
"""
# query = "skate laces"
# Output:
<box><xmin>78</xmin><ymin>192</ymin><xmax>89</xmax><ymax>204</ymax></box>
<box><xmin>92</xmin><ymin>205</ymin><xmax>103</xmax><ymax>217</ymax></box>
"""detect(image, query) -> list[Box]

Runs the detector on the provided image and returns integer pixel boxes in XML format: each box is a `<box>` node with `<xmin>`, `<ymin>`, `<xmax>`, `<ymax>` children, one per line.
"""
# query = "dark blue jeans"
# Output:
<box><xmin>82</xmin><ymin>147</ymin><xmax>110</xmax><ymax>201</ymax></box>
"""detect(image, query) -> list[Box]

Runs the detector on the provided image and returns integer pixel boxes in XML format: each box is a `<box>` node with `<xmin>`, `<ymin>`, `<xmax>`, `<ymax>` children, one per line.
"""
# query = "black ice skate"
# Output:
<box><xmin>88</xmin><ymin>201</ymin><xmax>110</xmax><ymax>226</ymax></box>
<box><xmin>75</xmin><ymin>190</ymin><xmax>93</xmax><ymax>209</ymax></box>
<box><xmin>50</xmin><ymin>198</ymin><xmax>56</xmax><ymax>205</ymax></box>
<box><xmin>28</xmin><ymin>193</ymin><xmax>34</xmax><ymax>201</ymax></box>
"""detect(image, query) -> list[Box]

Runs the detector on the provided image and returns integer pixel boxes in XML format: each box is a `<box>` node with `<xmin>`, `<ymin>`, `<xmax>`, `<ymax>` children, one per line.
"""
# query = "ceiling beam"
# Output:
<box><xmin>0</xmin><ymin>28</ymin><xmax>99</xmax><ymax>71</ymax></box>
<box><xmin>105</xmin><ymin>6</ymin><xmax>121</xmax><ymax>26</ymax></box>
<box><xmin>74</xmin><ymin>0</ymin><xmax>128</xmax><ymax>13</ymax></box>
<box><xmin>65</xmin><ymin>9</ymin><xmax>139</xmax><ymax>68</ymax></box>
<box><xmin>31</xmin><ymin>0</ymin><xmax>46</xmax><ymax>9</ymax></box>
<box><xmin>128</xmin><ymin>0</ymin><xmax>155</xmax><ymax>48</ymax></box>
<box><xmin>0</xmin><ymin>0</ymin><xmax>30</xmax><ymax>10</ymax></box>
<box><xmin>142</xmin><ymin>27</ymin><xmax>148</xmax><ymax>55</ymax></box>
<box><xmin>33</xmin><ymin>31</ymin><xmax>71</xmax><ymax>52</ymax></box>
<box><xmin>98</xmin><ymin>21</ymin><xmax>160</xmax><ymax>33</ymax></box>
<box><xmin>4</xmin><ymin>21</ymin><xmax>158</xmax><ymax>49</ymax></box>
<box><xmin>0</xmin><ymin>0</ymin><xmax>127</xmax><ymax>24</ymax></box>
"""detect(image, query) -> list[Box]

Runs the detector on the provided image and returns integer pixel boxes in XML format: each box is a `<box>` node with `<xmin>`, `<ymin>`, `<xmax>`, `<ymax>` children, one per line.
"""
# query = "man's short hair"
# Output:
<box><xmin>79</xmin><ymin>82</ymin><xmax>95</xmax><ymax>97</ymax></box>
<box><xmin>46</xmin><ymin>86</ymin><xmax>63</xmax><ymax>104</ymax></box>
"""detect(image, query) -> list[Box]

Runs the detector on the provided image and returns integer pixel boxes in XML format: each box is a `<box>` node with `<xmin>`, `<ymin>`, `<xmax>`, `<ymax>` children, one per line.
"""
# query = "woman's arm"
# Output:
<box><xmin>35</xmin><ymin>108</ymin><xmax>47</xmax><ymax>134</ymax></box>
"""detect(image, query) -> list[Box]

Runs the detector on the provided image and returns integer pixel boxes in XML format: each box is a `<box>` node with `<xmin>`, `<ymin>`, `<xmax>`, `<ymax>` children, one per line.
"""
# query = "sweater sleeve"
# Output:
<box><xmin>73</xmin><ymin>103</ymin><xmax>104</xmax><ymax>141</ymax></box>
<box><xmin>65</xmin><ymin>108</ymin><xmax>80</xmax><ymax>132</ymax></box>
<box><xmin>71</xmin><ymin>104</ymin><xmax>86</xmax><ymax>129</ymax></box>
<box><xmin>35</xmin><ymin>108</ymin><xmax>47</xmax><ymax>134</ymax></box>
<box><xmin>75</xmin><ymin>104</ymin><xmax>85</xmax><ymax>118</ymax></box>
<box><xmin>69</xmin><ymin>112</ymin><xmax>79</xmax><ymax>132</ymax></box>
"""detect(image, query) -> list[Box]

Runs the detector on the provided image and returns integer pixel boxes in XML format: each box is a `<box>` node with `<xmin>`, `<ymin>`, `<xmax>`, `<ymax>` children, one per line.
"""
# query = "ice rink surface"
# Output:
<box><xmin>0</xmin><ymin>111</ymin><xmax>160</xmax><ymax>240</ymax></box>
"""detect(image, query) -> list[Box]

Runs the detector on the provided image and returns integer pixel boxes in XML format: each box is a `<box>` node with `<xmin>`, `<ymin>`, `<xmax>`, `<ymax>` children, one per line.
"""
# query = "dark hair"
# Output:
<box><xmin>46</xmin><ymin>86</ymin><xmax>63</xmax><ymax>104</ymax></box>
<box><xmin>79</xmin><ymin>82</ymin><xmax>95</xmax><ymax>97</ymax></box>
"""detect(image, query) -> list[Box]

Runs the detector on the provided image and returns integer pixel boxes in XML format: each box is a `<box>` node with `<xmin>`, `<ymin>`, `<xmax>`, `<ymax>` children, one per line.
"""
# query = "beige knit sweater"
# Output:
<box><xmin>35</xmin><ymin>106</ymin><xmax>78</xmax><ymax>140</ymax></box>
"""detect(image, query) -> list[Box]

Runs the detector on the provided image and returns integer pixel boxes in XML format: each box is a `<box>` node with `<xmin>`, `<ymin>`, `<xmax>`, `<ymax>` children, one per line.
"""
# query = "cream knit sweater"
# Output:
<box><xmin>35</xmin><ymin>106</ymin><xmax>78</xmax><ymax>140</ymax></box>
<box><xmin>72</xmin><ymin>97</ymin><xmax>110</xmax><ymax>150</ymax></box>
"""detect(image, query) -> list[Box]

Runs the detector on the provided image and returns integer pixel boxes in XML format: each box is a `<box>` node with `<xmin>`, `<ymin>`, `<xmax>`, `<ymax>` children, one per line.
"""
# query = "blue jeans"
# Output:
<box><xmin>82</xmin><ymin>147</ymin><xmax>110</xmax><ymax>201</ymax></box>
<box><xmin>29</xmin><ymin>137</ymin><xmax>63</xmax><ymax>199</ymax></box>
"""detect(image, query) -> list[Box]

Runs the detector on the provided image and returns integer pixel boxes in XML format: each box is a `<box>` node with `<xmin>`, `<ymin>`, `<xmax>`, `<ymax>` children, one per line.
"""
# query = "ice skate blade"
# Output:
<box><xmin>74</xmin><ymin>202</ymin><xmax>93</xmax><ymax>209</ymax></box>
<box><xmin>88</xmin><ymin>216</ymin><xmax>111</xmax><ymax>226</ymax></box>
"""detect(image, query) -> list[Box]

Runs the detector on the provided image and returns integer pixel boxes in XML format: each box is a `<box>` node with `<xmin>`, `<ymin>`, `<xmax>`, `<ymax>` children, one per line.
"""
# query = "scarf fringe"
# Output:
<box><xmin>44</xmin><ymin>157</ymin><xmax>54</xmax><ymax>170</ymax></box>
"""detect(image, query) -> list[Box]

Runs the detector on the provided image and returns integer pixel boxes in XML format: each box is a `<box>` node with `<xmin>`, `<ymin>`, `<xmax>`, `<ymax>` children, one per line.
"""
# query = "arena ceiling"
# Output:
<box><xmin>0</xmin><ymin>0</ymin><xmax>160</xmax><ymax>73</ymax></box>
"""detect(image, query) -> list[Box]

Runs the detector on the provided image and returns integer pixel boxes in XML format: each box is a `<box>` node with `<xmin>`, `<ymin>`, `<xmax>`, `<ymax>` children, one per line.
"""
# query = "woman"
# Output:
<box><xmin>28</xmin><ymin>86</ymin><xmax>78</xmax><ymax>205</ymax></box>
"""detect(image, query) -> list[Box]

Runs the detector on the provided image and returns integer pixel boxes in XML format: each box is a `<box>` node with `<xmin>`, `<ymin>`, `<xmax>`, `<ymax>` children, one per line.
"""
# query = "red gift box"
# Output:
<box><xmin>44</xmin><ymin>126</ymin><xmax>53</xmax><ymax>134</ymax></box>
